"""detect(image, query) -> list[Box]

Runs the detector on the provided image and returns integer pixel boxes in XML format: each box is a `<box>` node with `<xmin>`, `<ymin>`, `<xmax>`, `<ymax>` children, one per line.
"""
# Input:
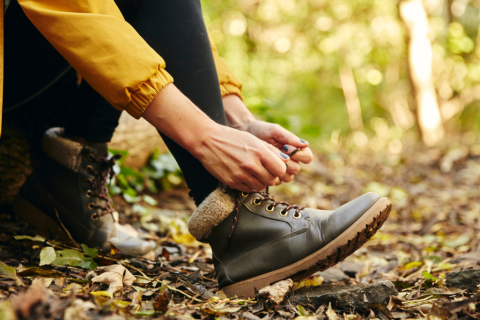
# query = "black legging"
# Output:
<box><xmin>3</xmin><ymin>0</ymin><xmax>224</xmax><ymax>205</ymax></box>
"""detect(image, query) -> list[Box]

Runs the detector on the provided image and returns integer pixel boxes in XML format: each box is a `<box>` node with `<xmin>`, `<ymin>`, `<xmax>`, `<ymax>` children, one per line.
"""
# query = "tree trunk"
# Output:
<box><xmin>400</xmin><ymin>0</ymin><xmax>445</xmax><ymax>146</ymax></box>
<box><xmin>339</xmin><ymin>66</ymin><xmax>364</xmax><ymax>132</ymax></box>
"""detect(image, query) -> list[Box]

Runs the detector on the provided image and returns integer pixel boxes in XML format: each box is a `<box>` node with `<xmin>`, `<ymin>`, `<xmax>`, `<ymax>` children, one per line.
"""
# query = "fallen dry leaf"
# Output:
<box><xmin>258</xmin><ymin>279</ymin><xmax>293</xmax><ymax>305</ymax></box>
<box><xmin>91</xmin><ymin>265</ymin><xmax>136</xmax><ymax>294</ymax></box>
<box><xmin>293</xmin><ymin>274</ymin><xmax>323</xmax><ymax>291</ymax></box>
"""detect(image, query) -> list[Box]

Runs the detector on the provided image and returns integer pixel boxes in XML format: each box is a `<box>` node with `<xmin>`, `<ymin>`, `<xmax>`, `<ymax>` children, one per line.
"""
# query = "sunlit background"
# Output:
<box><xmin>201</xmin><ymin>0</ymin><xmax>480</xmax><ymax>154</ymax></box>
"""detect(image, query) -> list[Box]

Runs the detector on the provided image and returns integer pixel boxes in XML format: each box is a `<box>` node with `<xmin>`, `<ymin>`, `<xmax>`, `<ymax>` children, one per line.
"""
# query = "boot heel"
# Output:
<box><xmin>12</xmin><ymin>195</ymin><xmax>75</xmax><ymax>244</ymax></box>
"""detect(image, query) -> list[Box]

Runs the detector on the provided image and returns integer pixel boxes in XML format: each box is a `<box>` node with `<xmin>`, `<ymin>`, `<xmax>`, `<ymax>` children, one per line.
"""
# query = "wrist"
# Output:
<box><xmin>187</xmin><ymin>121</ymin><xmax>223</xmax><ymax>160</ymax></box>
<box><xmin>222</xmin><ymin>94</ymin><xmax>256</xmax><ymax>132</ymax></box>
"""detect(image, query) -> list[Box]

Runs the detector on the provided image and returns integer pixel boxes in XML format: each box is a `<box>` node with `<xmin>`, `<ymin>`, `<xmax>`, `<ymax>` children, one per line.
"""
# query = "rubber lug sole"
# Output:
<box><xmin>222</xmin><ymin>197</ymin><xmax>392</xmax><ymax>298</ymax></box>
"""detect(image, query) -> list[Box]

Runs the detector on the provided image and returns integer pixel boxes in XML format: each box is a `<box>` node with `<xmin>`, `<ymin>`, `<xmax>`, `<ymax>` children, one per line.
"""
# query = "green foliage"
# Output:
<box><xmin>0</xmin><ymin>261</ymin><xmax>17</xmax><ymax>279</ymax></box>
<box><xmin>201</xmin><ymin>0</ymin><xmax>480</xmax><ymax>146</ymax></box>
<box><xmin>13</xmin><ymin>235</ymin><xmax>46</xmax><ymax>242</ymax></box>
<box><xmin>81</xmin><ymin>244</ymin><xmax>98</xmax><ymax>259</ymax></box>
<box><xmin>39</xmin><ymin>247</ymin><xmax>56</xmax><ymax>266</ymax></box>
<box><xmin>48</xmin><ymin>248</ymin><xmax>97</xmax><ymax>270</ymax></box>
<box><xmin>109</xmin><ymin>149</ymin><xmax>183</xmax><ymax>205</ymax></box>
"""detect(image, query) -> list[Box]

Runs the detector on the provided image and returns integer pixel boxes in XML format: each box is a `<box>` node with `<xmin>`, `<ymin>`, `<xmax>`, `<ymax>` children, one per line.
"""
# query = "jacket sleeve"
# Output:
<box><xmin>18</xmin><ymin>0</ymin><xmax>173</xmax><ymax>119</ymax></box>
<box><xmin>207</xmin><ymin>32</ymin><xmax>243</xmax><ymax>100</ymax></box>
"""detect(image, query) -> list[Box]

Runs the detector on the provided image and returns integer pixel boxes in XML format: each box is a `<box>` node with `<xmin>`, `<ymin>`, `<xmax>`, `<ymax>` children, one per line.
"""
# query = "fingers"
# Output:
<box><xmin>282</xmin><ymin>145</ymin><xmax>314</xmax><ymax>164</ymax></box>
<box><xmin>269</xmin><ymin>124</ymin><xmax>310</xmax><ymax>148</ymax></box>
<box><xmin>285</xmin><ymin>159</ymin><xmax>300</xmax><ymax>176</ymax></box>
<box><xmin>260</xmin><ymin>143</ymin><xmax>288</xmax><ymax>178</ymax></box>
<box><xmin>230</xmin><ymin>176</ymin><xmax>266</xmax><ymax>193</ymax></box>
<box><xmin>281</xmin><ymin>174</ymin><xmax>294</xmax><ymax>183</ymax></box>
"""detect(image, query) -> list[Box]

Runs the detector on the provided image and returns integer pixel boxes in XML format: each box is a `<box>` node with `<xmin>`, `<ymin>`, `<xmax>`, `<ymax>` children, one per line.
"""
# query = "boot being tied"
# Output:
<box><xmin>13</xmin><ymin>128</ymin><xmax>152</xmax><ymax>256</ymax></box>
<box><xmin>188</xmin><ymin>185</ymin><xmax>392</xmax><ymax>298</ymax></box>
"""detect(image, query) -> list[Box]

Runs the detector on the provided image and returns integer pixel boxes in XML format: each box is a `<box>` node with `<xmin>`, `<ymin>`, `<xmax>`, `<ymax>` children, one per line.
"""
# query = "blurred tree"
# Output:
<box><xmin>400</xmin><ymin>0</ymin><xmax>445</xmax><ymax>146</ymax></box>
<box><xmin>201</xmin><ymin>0</ymin><xmax>480</xmax><ymax>150</ymax></box>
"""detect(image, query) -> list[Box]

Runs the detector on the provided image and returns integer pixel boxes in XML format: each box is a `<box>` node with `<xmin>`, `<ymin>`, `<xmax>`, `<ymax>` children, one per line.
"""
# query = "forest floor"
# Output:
<box><xmin>1</xmin><ymin>140</ymin><xmax>480</xmax><ymax>320</ymax></box>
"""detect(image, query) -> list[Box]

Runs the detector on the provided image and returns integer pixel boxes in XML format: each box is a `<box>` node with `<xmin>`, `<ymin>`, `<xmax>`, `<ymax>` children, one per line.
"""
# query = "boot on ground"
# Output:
<box><xmin>188</xmin><ymin>185</ymin><xmax>391</xmax><ymax>298</ymax></box>
<box><xmin>13</xmin><ymin>128</ymin><xmax>152</xmax><ymax>256</ymax></box>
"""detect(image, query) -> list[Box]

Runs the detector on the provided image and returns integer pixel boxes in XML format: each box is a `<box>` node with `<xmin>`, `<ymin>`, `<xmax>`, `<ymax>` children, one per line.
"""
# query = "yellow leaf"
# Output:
<box><xmin>112</xmin><ymin>300</ymin><xmax>131</xmax><ymax>308</ymax></box>
<box><xmin>402</xmin><ymin>261</ymin><xmax>422</xmax><ymax>270</ymax></box>
<box><xmin>171</xmin><ymin>233</ymin><xmax>200</xmax><ymax>247</ymax></box>
<box><xmin>90</xmin><ymin>291</ymin><xmax>113</xmax><ymax>299</ymax></box>
<box><xmin>293</xmin><ymin>275</ymin><xmax>323</xmax><ymax>291</ymax></box>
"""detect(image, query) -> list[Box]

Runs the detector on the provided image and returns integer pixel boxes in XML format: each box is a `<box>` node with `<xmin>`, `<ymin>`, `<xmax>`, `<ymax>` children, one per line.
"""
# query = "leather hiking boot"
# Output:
<box><xmin>13</xmin><ymin>128</ymin><xmax>152</xmax><ymax>255</ymax></box>
<box><xmin>188</xmin><ymin>186</ymin><xmax>391</xmax><ymax>298</ymax></box>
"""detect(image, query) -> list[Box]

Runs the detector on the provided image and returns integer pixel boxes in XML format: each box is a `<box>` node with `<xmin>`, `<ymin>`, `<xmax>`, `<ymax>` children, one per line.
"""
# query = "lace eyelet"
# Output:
<box><xmin>293</xmin><ymin>211</ymin><xmax>302</xmax><ymax>219</ymax></box>
<box><xmin>86</xmin><ymin>190</ymin><xmax>92</xmax><ymax>198</ymax></box>
<box><xmin>253</xmin><ymin>197</ymin><xmax>262</xmax><ymax>205</ymax></box>
<box><xmin>88</xmin><ymin>202</ymin><xmax>96</xmax><ymax>210</ymax></box>
<box><xmin>266</xmin><ymin>203</ymin><xmax>275</xmax><ymax>212</ymax></box>
<box><xmin>86</xmin><ymin>165</ymin><xmax>94</xmax><ymax>172</ymax></box>
<box><xmin>91</xmin><ymin>213</ymin><xmax>99</xmax><ymax>221</ymax></box>
<box><xmin>241</xmin><ymin>192</ymin><xmax>249</xmax><ymax>197</ymax></box>
<box><xmin>88</xmin><ymin>153</ymin><xmax>95</xmax><ymax>161</ymax></box>
<box><xmin>279</xmin><ymin>209</ymin><xmax>288</xmax><ymax>217</ymax></box>
<box><xmin>85</xmin><ymin>178</ymin><xmax>93</xmax><ymax>185</ymax></box>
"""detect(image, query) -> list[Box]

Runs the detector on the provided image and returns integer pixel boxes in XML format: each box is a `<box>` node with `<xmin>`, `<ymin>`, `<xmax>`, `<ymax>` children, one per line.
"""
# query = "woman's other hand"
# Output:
<box><xmin>222</xmin><ymin>94</ymin><xmax>313</xmax><ymax>183</ymax></box>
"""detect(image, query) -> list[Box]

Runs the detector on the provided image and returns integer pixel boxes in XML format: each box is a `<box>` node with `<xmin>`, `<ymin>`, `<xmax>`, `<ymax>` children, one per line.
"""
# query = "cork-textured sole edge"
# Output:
<box><xmin>222</xmin><ymin>197</ymin><xmax>392</xmax><ymax>299</ymax></box>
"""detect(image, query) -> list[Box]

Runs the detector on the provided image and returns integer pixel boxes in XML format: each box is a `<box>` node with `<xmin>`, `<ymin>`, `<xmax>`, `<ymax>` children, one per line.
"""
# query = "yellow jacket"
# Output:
<box><xmin>0</xmin><ymin>0</ymin><xmax>242</xmax><ymax>136</ymax></box>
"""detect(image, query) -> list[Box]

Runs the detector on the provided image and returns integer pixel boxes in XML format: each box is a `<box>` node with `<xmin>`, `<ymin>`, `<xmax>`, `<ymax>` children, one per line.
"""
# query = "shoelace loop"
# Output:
<box><xmin>86</xmin><ymin>153</ymin><xmax>122</xmax><ymax>217</ymax></box>
<box><xmin>228</xmin><ymin>186</ymin><xmax>306</xmax><ymax>238</ymax></box>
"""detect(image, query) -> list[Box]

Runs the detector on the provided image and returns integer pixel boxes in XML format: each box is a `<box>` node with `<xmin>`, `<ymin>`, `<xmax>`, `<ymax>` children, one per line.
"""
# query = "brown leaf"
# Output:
<box><xmin>154</xmin><ymin>290</ymin><xmax>170</xmax><ymax>313</ymax></box>
<box><xmin>10</xmin><ymin>282</ymin><xmax>49</xmax><ymax>319</ymax></box>
<box><xmin>91</xmin><ymin>265</ymin><xmax>136</xmax><ymax>294</ymax></box>
<box><xmin>258</xmin><ymin>279</ymin><xmax>293</xmax><ymax>305</ymax></box>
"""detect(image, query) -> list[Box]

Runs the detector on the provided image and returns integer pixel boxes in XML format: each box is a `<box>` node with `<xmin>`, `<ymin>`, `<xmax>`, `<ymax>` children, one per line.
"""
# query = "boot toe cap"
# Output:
<box><xmin>319</xmin><ymin>192</ymin><xmax>381</xmax><ymax>241</ymax></box>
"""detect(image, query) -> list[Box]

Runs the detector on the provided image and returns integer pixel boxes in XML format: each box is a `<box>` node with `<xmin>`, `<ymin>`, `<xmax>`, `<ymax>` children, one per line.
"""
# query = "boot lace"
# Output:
<box><xmin>86</xmin><ymin>153</ymin><xmax>122</xmax><ymax>217</ymax></box>
<box><xmin>228</xmin><ymin>186</ymin><xmax>306</xmax><ymax>238</ymax></box>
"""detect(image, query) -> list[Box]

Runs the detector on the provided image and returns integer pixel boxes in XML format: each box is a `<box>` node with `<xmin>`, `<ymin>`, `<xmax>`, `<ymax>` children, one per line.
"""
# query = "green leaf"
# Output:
<box><xmin>423</xmin><ymin>271</ymin><xmax>438</xmax><ymax>282</ymax></box>
<box><xmin>123</xmin><ymin>193</ymin><xmax>141</xmax><ymax>203</ymax></box>
<box><xmin>0</xmin><ymin>261</ymin><xmax>17</xmax><ymax>279</ymax></box>
<box><xmin>78</xmin><ymin>260</ymin><xmax>98</xmax><ymax>270</ymax></box>
<box><xmin>142</xmin><ymin>195</ymin><xmax>158</xmax><ymax>206</ymax></box>
<box><xmin>297</xmin><ymin>305</ymin><xmax>310</xmax><ymax>316</ymax></box>
<box><xmin>39</xmin><ymin>247</ymin><xmax>56</xmax><ymax>266</ymax></box>
<box><xmin>52</xmin><ymin>249</ymin><xmax>86</xmax><ymax>267</ymax></box>
<box><xmin>14</xmin><ymin>235</ymin><xmax>45</xmax><ymax>242</ymax></box>
<box><xmin>81</xmin><ymin>244</ymin><xmax>98</xmax><ymax>259</ymax></box>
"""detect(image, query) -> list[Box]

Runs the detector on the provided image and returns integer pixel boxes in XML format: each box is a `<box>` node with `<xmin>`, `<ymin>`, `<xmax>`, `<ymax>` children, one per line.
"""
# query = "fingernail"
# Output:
<box><xmin>282</xmin><ymin>145</ymin><xmax>290</xmax><ymax>152</ymax></box>
<box><xmin>299</xmin><ymin>139</ymin><xmax>308</xmax><ymax>144</ymax></box>
<box><xmin>280</xmin><ymin>152</ymin><xmax>289</xmax><ymax>159</ymax></box>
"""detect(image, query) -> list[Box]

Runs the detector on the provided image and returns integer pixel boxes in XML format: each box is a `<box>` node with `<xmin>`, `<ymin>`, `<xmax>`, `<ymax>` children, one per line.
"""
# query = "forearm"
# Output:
<box><xmin>223</xmin><ymin>94</ymin><xmax>256</xmax><ymax>131</ymax></box>
<box><xmin>142</xmin><ymin>84</ymin><xmax>218</xmax><ymax>157</ymax></box>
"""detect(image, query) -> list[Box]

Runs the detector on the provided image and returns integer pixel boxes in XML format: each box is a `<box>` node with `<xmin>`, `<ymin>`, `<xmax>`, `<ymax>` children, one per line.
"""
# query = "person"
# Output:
<box><xmin>1</xmin><ymin>0</ymin><xmax>392</xmax><ymax>297</ymax></box>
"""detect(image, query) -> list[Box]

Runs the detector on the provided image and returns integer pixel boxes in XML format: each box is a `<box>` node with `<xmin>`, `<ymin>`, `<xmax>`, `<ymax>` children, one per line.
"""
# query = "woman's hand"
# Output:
<box><xmin>143</xmin><ymin>84</ymin><xmax>289</xmax><ymax>192</ymax></box>
<box><xmin>222</xmin><ymin>94</ymin><xmax>313</xmax><ymax>183</ymax></box>
<box><xmin>246</xmin><ymin>120</ymin><xmax>313</xmax><ymax>182</ymax></box>
<box><xmin>193</xmin><ymin>125</ymin><xmax>290</xmax><ymax>192</ymax></box>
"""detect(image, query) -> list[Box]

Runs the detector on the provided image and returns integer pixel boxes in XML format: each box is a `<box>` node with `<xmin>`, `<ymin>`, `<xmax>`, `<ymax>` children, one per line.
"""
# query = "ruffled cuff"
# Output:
<box><xmin>124</xmin><ymin>68</ymin><xmax>174</xmax><ymax>119</ymax></box>
<box><xmin>220</xmin><ymin>82</ymin><xmax>243</xmax><ymax>101</ymax></box>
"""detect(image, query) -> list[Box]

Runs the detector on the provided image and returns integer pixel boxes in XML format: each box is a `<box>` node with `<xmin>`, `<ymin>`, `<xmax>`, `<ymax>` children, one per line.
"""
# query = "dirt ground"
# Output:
<box><xmin>1</xmin><ymin>140</ymin><xmax>480</xmax><ymax>319</ymax></box>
